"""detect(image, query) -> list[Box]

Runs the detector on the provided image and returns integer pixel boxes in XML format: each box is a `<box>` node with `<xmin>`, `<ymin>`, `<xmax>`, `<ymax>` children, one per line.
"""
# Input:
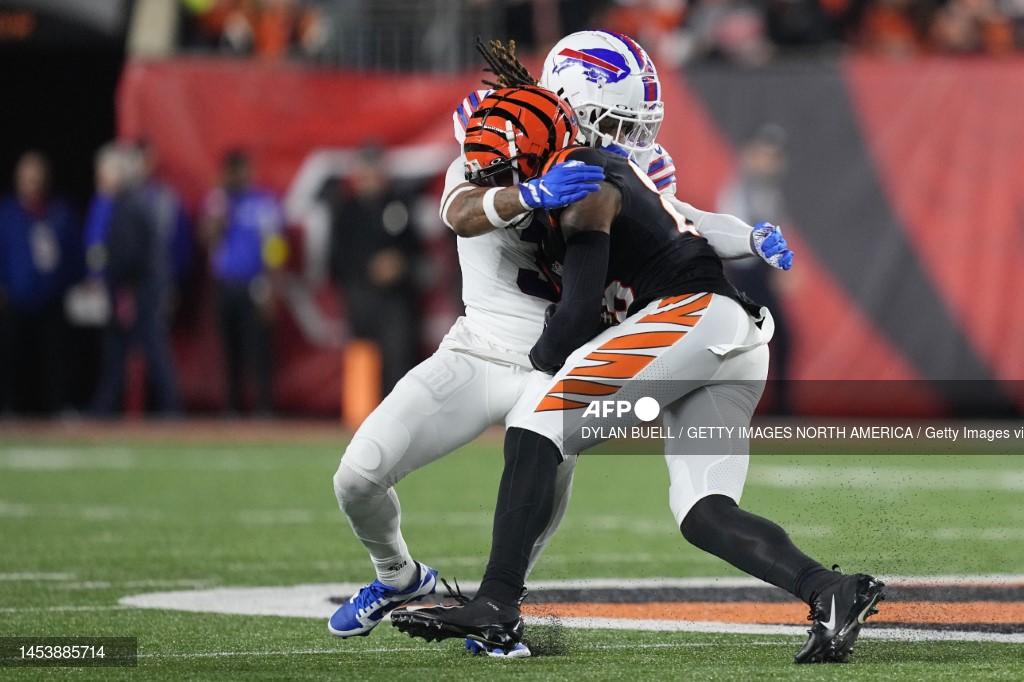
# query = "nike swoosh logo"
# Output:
<box><xmin>822</xmin><ymin>594</ymin><xmax>837</xmax><ymax>630</ymax></box>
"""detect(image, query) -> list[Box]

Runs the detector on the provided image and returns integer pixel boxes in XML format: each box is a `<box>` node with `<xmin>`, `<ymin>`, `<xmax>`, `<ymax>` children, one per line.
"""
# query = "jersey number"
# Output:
<box><xmin>627</xmin><ymin>160</ymin><xmax>698</xmax><ymax>236</ymax></box>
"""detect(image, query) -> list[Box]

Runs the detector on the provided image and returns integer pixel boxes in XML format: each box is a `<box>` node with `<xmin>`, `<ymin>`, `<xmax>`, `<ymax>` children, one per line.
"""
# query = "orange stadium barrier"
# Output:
<box><xmin>341</xmin><ymin>341</ymin><xmax>381</xmax><ymax>431</ymax></box>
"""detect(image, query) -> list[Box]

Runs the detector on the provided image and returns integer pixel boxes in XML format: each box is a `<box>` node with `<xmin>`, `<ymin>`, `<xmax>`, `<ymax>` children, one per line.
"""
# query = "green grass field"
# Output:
<box><xmin>2</xmin><ymin>427</ymin><xmax>1023</xmax><ymax>679</ymax></box>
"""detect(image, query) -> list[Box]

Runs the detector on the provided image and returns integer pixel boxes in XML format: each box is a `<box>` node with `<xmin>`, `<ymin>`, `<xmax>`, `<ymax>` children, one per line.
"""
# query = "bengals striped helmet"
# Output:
<box><xmin>463</xmin><ymin>86</ymin><xmax>578</xmax><ymax>186</ymax></box>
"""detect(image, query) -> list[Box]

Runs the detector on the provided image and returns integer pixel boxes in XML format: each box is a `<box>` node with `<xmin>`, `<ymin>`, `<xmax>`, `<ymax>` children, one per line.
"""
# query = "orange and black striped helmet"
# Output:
<box><xmin>463</xmin><ymin>85</ymin><xmax>579</xmax><ymax>186</ymax></box>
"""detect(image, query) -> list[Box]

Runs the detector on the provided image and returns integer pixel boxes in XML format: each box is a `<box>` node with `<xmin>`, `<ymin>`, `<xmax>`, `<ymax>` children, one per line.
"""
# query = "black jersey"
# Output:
<box><xmin>540</xmin><ymin>146</ymin><xmax>757</xmax><ymax>324</ymax></box>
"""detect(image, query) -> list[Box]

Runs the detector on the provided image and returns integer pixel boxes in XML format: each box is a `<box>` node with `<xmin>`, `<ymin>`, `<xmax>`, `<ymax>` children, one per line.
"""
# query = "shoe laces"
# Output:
<box><xmin>441</xmin><ymin>577</ymin><xmax>470</xmax><ymax>605</ymax></box>
<box><xmin>353</xmin><ymin>581</ymin><xmax>393</xmax><ymax>616</ymax></box>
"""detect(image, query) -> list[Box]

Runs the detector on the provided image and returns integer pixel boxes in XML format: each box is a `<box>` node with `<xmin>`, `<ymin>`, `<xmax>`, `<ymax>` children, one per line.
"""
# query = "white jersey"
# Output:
<box><xmin>440</xmin><ymin>158</ymin><xmax>552</xmax><ymax>366</ymax></box>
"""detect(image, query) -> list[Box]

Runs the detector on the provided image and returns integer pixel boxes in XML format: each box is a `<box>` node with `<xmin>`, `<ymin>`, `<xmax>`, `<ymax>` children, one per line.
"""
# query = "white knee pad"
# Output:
<box><xmin>333</xmin><ymin>458</ymin><xmax>387</xmax><ymax>512</ymax></box>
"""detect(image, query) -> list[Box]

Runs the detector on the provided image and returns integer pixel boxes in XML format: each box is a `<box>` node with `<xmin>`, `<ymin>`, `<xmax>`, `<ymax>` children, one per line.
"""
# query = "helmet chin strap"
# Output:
<box><xmin>505</xmin><ymin>120</ymin><xmax>520</xmax><ymax>184</ymax></box>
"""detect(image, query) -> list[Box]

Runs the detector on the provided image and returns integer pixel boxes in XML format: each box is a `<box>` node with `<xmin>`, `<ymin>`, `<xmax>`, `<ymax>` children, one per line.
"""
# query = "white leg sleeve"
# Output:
<box><xmin>663</xmin><ymin>345</ymin><xmax>768</xmax><ymax>526</ymax></box>
<box><xmin>333</xmin><ymin>461</ymin><xmax>415</xmax><ymax>586</ymax></box>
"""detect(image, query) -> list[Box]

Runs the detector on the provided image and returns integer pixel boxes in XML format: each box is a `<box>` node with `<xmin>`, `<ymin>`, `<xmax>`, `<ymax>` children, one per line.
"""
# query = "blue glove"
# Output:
<box><xmin>519</xmin><ymin>161</ymin><xmax>604</xmax><ymax>210</ymax></box>
<box><xmin>750</xmin><ymin>222</ymin><xmax>794</xmax><ymax>271</ymax></box>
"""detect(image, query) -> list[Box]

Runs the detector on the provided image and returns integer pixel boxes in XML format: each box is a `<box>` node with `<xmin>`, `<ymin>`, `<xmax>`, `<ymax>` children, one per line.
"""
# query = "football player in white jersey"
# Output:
<box><xmin>328</xmin><ymin>33</ymin><xmax>793</xmax><ymax>657</ymax></box>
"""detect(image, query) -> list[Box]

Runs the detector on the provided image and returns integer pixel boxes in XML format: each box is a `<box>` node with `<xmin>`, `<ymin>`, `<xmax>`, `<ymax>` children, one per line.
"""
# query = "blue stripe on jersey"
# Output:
<box><xmin>648</xmin><ymin>157</ymin><xmax>666</xmax><ymax>173</ymax></box>
<box><xmin>456</xmin><ymin>105</ymin><xmax>469</xmax><ymax>128</ymax></box>
<box><xmin>468</xmin><ymin>91</ymin><xmax>479</xmax><ymax>108</ymax></box>
<box><xmin>655</xmin><ymin>175</ymin><xmax>675</xmax><ymax>189</ymax></box>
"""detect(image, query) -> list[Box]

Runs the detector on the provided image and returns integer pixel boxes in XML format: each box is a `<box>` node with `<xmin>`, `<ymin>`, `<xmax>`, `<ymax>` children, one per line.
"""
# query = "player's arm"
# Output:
<box><xmin>668</xmin><ymin>197</ymin><xmax>793</xmax><ymax>270</ymax></box>
<box><xmin>669</xmin><ymin>197</ymin><xmax>754</xmax><ymax>258</ymax></box>
<box><xmin>442</xmin><ymin>181</ymin><xmax>531</xmax><ymax>237</ymax></box>
<box><xmin>441</xmin><ymin>158</ymin><xmax>605</xmax><ymax>238</ymax></box>
<box><xmin>529</xmin><ymin>183</ymin><xmax>621</xmax><ymax>373</ymax></box>
<box><xmin>649</xmin><ymin>144</ymin><xmax>792</xmax><ymax>269</ymax></box>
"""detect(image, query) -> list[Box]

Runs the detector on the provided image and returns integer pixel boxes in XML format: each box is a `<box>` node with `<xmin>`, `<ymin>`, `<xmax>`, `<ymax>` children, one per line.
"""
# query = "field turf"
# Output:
<box><xmin>1</xmin><ymin>425</ymin><xmax>1023</xmax><ymax>679</ymax></box>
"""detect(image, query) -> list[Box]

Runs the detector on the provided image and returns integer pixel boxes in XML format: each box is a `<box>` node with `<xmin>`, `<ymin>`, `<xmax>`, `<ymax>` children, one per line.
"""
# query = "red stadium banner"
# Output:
<box><xmin>118</xmin><ymin>57</ymin><xmax>1024</xmax><ymax>416</ymax></box>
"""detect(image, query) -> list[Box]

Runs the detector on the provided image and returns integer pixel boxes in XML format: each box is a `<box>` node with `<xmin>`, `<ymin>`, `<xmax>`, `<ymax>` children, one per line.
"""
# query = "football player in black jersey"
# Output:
<box><xmin>391</xmin><ymin>87</ymin><xmax>883</xmax><ymax>664</ymax></box>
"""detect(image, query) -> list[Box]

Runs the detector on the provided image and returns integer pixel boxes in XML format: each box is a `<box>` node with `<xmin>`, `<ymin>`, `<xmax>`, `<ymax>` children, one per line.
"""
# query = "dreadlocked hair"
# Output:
<box><xmin>475</xmin><ymin>38</ymin><xmax>537</xmax><ymax>89</ymax></box>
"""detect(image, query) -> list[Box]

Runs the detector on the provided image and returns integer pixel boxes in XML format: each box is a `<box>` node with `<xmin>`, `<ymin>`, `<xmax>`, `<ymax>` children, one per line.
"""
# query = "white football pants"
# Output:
<box><xmin>334</xmin><ymin>319</ymin><xmax>577</xmax><ymax>582</ymax></box>
<box><xmin>507</xmin><ymin>293</ymin><xmax>771</xmax><ymax>527</ymax></box>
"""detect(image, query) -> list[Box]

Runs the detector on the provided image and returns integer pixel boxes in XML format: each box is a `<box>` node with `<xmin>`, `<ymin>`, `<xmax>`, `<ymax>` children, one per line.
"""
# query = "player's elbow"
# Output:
<box><xmin>448</xmin><ymin>217</ymin><xmax>478</xmax><ymax>238</ymax></box>
<box><xmin>444</xmin><ymin>191</ymin><xmax>486</xmax><ymax>237</ymax></box>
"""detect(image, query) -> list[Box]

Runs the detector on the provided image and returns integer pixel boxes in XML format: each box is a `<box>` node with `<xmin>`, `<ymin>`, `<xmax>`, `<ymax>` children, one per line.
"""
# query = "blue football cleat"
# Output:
<box><xmin>465</xmin><ymin>638</ymin><xmax>532</xmax><ymax>659</ymax></box>
<box><xmin>328</xmin><ymin>562</ymin><xmax>438</xmax><ymax>638</ymax></box>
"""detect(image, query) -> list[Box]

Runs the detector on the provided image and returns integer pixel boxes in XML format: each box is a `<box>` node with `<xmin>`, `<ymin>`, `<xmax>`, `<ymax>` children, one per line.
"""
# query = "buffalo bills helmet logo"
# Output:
<box><xmin>552</xmin><ymin>47</ymin><xmax>631</xmax><ymax>84</ymax></box>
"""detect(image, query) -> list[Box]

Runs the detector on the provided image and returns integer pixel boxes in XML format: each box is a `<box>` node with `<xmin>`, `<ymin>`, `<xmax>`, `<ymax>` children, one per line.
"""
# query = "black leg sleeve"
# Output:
<box><xmin>477</xmin><ymin>428</ymin><xmax>562</xmax><ymax>606</ymax></box>
<box><xmin>680</xmin><ymin>495</ymin><xmax>841</xmax><ymax>604</ymax></box>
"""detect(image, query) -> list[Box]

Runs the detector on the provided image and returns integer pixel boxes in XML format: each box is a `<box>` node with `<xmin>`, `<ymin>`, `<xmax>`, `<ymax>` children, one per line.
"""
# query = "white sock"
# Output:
<box><xmin>373</xmin><ymin>554</ymin><xmax>418</xmax><ymax>589</ymax></box>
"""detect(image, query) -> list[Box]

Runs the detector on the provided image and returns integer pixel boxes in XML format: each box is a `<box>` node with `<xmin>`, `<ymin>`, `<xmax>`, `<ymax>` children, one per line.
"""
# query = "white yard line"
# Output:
<box><xmin>0</xmin><ymin>448</ymin><xmax>136</xmax><ymax>471</ymax></box>
<box><xmin>752</xmin><ymin>465</ymin><xmax>1024</xmax><ymax>491</ymax></box>
<box><xmin>0</xmin><ymin>447</ymin><xmax>279</xmax><ymax>472</ymax></box>
<box><xmin>0</xmin><ymin>572</ymin><xmax>76</xmax><ymax>581</ymax></box>
<box><xmin>55</xmin><ymin>579</ymin><xmax>218</xmax><ymax>591</ymax></box>
<box><xmin>0</xmin><ymin>605</ymin><xmax>132</xmax><ymax>613</ymax></box>
<box><xmin>0</xmin><ymin>499</ymin><xmax>167</xmax><ymax>522</ymax></box>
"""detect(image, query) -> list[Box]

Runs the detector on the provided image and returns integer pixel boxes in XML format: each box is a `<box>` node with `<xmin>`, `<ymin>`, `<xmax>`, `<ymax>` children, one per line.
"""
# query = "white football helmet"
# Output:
<box><xmin>539</xmin><ymin>31</ymin><xmax>664</xmax><ymax>165</ymax></box>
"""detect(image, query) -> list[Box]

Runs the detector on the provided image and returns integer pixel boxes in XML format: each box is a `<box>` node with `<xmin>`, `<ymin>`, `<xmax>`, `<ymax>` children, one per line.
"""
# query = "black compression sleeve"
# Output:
<box><xmin>478</xmin><ymin>427</ymin><xmax>562</xmax><ymax>605</ymax></box>
<box><xmin>529</xmin><ymin>230</ymin><xmax>610</xmax><ymax>373</ymax></box>
<box><xmin>680</xmin><ymin>495</ymin><xmax>842</xmax><ymax>603</ymax></box>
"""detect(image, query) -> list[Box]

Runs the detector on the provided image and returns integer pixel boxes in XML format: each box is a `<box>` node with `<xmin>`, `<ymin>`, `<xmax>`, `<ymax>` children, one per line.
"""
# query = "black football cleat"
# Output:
<box><xmin>794</xmin><ymin>571</ymin><xmax>885</xmax><ymax>664</ymax></box>
<box><xmin>391</xmin><ymin>593</ymin><xmax>524</xmax><ymax>648</ymax></box>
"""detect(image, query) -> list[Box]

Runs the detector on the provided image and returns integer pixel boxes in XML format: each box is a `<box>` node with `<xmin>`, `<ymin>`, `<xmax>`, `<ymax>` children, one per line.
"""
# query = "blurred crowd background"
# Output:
<box><xmin>178</xmin><ymin>0</ymin><xmax>1024</xmax><ymax>65</ymax></box>
<box><xmin>1</xmin><ymin>0</ymin><xmax>1021</xmax><ymax>420</ymax></box>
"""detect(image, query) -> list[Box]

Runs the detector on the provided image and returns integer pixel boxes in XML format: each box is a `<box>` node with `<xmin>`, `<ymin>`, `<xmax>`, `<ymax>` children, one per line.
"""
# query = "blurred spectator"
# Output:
<box><xmin>930</xmin><ymin>0</ymin><xmax>1015</xmax><ymax>53</ymax></box>
<box><xmin>179</xmin><ymin>0</ymin><xmax>1024</xmax><ymax>65</ymax></box>
<box><xmin>202</xmin><ymin>150</ymin><xmax>284</xmax><ymax>415</ymax></box>
<box><xmin>328</xmin><ymin>145</ymin><xmax>421</xmax><ymax>397</ymax></box>
<box><xmin>182</xmin><ymin>0</ymin><xmax>325</xmax><ymax>58</ymax></box>
<box><xmin>0</xmin><ymin>151</ymin><xmax>79</xmax><ymax>415</ymax></box>
<box><xmin>136</xmin><ymin>140</ymin><xmax>194</xmax><ymax>290</ymax></box>
<box><xmin>857</xmin><ymin>0</ymin><xmax>927</xmax><ymax>56</ymax></box>
<box><xmin>89</xmin><ymin>144</ymin><xmax>182</xmax><ymax>417</ymax></box>
<box><xmin>763</xmin><ymin>0</ymin><xmax>840</xmax><ymax>47</ymax></box>
<box><xmin>677</xmin><ymin>0</ymin><xmax>775</xmax><ymax>66</ymax></box>
<box><xmin>717</xmin><ymin>125</ymin><xmax>793</xmax><ymax>413</ymax></box>
<box><xmin>598</xmin><ymin>0</ymin><xmax>689</xmax><ymax>65</ymax></box>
